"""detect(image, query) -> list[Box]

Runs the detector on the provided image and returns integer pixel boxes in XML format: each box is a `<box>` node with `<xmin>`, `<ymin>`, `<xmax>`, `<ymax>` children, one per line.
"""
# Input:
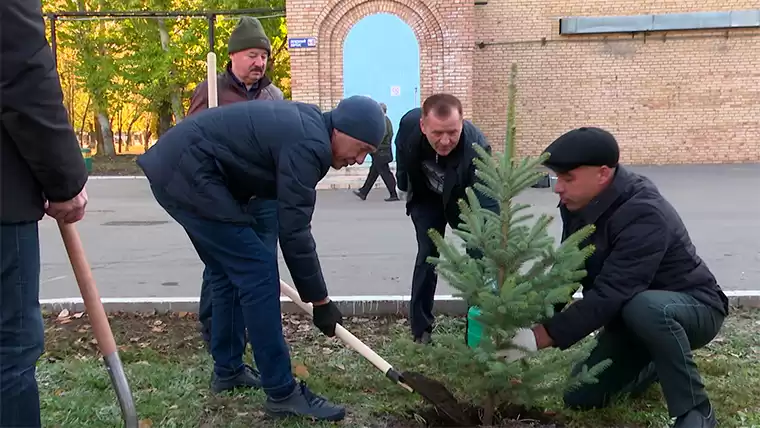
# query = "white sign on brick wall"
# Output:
<box><xmin>390</xmin><ymin>86</ymin><xmax>401</xmax><ymax>97</ymax></box>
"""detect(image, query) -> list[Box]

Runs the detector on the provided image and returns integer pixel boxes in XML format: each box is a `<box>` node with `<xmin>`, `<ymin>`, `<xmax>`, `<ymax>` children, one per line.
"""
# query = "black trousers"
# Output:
<box><xmin>563</xmin><ymin>290</ymin><xmax>725</xmax><ymax>418</ymax></box>
<box><xmin>358</xmin><ymin>160</ymin><xmax>397</xmax><ymax>197</ymax></box>
<box><xmin>408</xmin><ymin>195</ymin><xmax>473</xmax><ymax>337</ymax></box>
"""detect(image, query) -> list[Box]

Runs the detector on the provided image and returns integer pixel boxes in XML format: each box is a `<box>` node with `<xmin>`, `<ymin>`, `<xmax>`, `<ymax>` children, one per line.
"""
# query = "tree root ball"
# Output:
<box><xmin>409</xmin><ymin>403</ymin><xmax>566</xmax><ymax>427</ymax></box>
<box><xmin>400</xmin><ymin>371</ymin><xmax>566</xmax><ymax>427</ymax></box>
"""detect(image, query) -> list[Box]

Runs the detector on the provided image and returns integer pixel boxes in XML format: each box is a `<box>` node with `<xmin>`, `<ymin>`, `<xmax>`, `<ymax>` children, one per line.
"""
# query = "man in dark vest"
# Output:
<box><xmin>394</xmin><ymin>93</ymin><xmax>499</xmax><ymax>344</ymax></box>
<box><xmin>186</xmin><ymin>15</ymin><xmax>284</xmax><ymax>351</ymax></box>
<box><xmin>353</xmin><ymin>102</ymin><xmax>399</xmax><ymax>201</ymax></box>
<box><xmin>1</xmin><ymin>0</ymin><xmax>90</xmax><ymax>425</ymax></box>
<box><xmin>498</xmin><ymin>127</ymin><xmax>729</xmax><ymax>428</ymax></box>
<box><xmin>137</xmin><ymin>95</ymin><xmax>387</xmax><ymax>422</ymax></box>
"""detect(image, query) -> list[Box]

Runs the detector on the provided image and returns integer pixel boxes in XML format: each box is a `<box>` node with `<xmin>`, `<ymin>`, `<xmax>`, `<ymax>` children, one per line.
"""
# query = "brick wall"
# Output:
<box><xmin>474</xmin><ymin>1</ymin><xmax>760</xmax><ymax>164</ymax></box>
<box><xmin>286</xmin><ymin>0</ymin><xmax>760</xmax><ymax>164</ymax></box>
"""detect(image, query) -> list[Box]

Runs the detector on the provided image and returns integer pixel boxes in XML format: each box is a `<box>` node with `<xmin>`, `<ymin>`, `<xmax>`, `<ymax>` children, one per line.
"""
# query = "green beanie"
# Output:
<box><xmin>228</xmin><ymin>16</ymin><xmax>271</xmax><ymax>55</ymax></box>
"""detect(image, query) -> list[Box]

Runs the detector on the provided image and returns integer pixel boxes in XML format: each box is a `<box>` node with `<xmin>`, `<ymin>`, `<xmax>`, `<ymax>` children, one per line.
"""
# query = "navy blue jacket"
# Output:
<box><xmin>137</xmin><ymin>100</ymin><xmax>334</xmax><ymax>302</ymax></box>
<box><xmin>394</xmin><ymin>107</ymin><xmax>499</xmax><ymax>215</ymax></box>
<box><xmin>543</xmin><ymin>165</ymin><xmax>730</xmax><ymax>350</ymax></box>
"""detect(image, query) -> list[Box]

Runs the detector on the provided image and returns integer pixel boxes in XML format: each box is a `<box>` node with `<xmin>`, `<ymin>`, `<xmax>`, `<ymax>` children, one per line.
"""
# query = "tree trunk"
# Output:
<box><xmin>483</xmin><ymin>393</ymin><xmax>495</xmax><ymax>426</ymax></box>
<box><xmin>157</xmin><ymin>19</ymin><xmax>184</xmax><ymax>124</ymax></box>
<box><xmin>157</xmin><ymin>101</ymin><xmax>173</xmax><ymax>137</ymax></box>
<box><xmin>79</xmin><ymin>97</ymin><xmax>91</xmax><ymax>145</ymax></box>
<box><xmin>93</xmin><ymin>115</ymin><xmax>103</xmax><ymax>155</ymax></box>
<box><xmin>96</xmin><ymin>111</ymin><xmax>116</xmax><ymax>157</ymax></box>
<box><xmin>143</xmin><ymin>114</ymin><xmax>153</xmax><ymax>152</ymax></box>
<box><xmin>117</xmin><ymin>107</ymin><xmax>123</xmax><ymax>153</ymax></box>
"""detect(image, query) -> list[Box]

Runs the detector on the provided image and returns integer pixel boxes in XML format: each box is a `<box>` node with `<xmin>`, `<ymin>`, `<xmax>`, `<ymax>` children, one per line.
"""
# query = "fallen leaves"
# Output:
<box><xmin>293</xmin><ymin>363</ymin><xmax>310</xmax><ymax>379</ymax></box>
<box><xmin>151</xmin><ymin>320</ymin><xmax>165</xmax><ymax>333</ymax></box>
<box><xmin>56</xmin><ymin>309</ymin><xmax>85</xmax><ymax>324</ymax></box>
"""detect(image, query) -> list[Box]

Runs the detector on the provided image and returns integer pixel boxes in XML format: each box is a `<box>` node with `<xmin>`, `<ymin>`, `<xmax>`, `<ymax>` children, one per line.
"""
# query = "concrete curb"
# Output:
<box><xmin>88</xmin><ymin>174</ymin><xmax>386</xmax><ymax>191</ymax></box>
<box><xmin>40</xmin><ymin>290</ymin><xmax>760</xmax><ymax>316</ymax></box>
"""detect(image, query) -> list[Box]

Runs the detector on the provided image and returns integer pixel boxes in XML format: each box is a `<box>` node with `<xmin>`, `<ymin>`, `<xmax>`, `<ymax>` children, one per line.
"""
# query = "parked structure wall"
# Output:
<box><xmin>286</xmin><ymin>0</ymin><xmax>760</xmax><ymax>164</ymax></box>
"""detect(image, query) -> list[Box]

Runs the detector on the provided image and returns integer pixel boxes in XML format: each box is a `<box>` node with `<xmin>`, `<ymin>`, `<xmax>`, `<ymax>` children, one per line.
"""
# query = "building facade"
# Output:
<box><xmin>285</xmin><ymin>0</ymin><xmax>760</xmax><ymax>164</ymax></box>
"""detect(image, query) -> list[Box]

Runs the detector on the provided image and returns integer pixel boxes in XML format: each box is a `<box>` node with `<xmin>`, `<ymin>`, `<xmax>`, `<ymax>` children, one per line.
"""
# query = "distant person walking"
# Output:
<box><xmin>353</xmin><ymin>103</ymin><xmax>399</xmax><ymax>201</ymax></box>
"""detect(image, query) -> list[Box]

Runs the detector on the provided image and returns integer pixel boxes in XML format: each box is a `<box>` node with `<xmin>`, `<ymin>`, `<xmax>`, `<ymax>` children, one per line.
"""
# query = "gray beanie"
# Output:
<box><xmin>228</xmin><ymin>17</ymin><xmax>271</xmax><ymax>55</ymax></box>
<box><xmin>331</xmin><ymin>96</ymin><xmax>387</xmax><ymax>147</ymax></box>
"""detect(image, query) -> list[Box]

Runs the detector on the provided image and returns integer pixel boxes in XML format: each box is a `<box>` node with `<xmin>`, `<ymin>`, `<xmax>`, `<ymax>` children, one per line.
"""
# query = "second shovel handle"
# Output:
<box><xmin>58</xmin><ymin>221</ymin><xmax>118</xmax><ymax>356</ymax></box>
<box><xmin>206</xmin><ymin>52</ymin><xmax>218</xmax><ymax>108</ymax></box>
<box><xmin>280</xmin><ymin>280</ymin><xmax>394</xmax><ymax>374</ymax></box>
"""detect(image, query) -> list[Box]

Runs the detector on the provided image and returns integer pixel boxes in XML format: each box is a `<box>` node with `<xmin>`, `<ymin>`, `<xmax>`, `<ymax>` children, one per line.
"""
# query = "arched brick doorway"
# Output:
<box><xmin>343</xmin><ymin>13</ymin><xmax>420</xmax><ymax>161</ymax></box>
<box><xmin>286</xmin><ymin>0</ymin><xmax>475</xmax><ymax>118</ymax></box>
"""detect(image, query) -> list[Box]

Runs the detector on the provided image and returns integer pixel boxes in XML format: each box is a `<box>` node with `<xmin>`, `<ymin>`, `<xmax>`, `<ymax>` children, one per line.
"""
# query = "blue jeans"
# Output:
<box><xmin>149</xmin><ymin>186</ymin><xmax>295</xmax><ymax>399</ymax></box>
<box><xmin>199</xmin><ymin>198</ymin><xmax>279</xmax><ymax>343</ymax></box>
<box><xmin>0</xmin><ymin>222</ymin><xmax>45</xmax><ymax>427</ymax></box>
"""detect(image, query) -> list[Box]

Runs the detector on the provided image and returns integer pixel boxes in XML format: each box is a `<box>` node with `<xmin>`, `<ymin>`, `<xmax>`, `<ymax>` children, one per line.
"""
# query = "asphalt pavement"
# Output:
<box><xmin>37</xmin><ymin>164</ymin><xmax>760</xmax><ymax>300</ymax></box>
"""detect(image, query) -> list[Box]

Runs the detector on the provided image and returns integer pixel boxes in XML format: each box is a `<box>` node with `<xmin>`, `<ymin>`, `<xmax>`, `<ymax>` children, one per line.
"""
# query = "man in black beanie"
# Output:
<box><xmin>496</xmin><ymin>127</ymin><xmax>728</xmax><ymax>428</ymax></box>
<box><xmin>394</xmin><ymin>93</ymin><xmax>499</xmax><ymax>344</ymax></box>
<box><xmin>137</xmin><ymin>95</ymin><xmax>386</xmax><ymax>421</ymax></box>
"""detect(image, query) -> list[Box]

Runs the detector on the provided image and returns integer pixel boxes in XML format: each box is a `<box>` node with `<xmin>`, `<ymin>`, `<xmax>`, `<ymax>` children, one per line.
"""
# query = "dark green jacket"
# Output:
<box><xmin>372</xmin><ymin>115</ymin><xmax>394</xmax><ymax>164</ymax></box>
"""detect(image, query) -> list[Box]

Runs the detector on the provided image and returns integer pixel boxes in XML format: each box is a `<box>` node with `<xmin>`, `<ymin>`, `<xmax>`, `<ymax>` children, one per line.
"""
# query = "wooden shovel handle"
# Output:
<box><xmin>280</xmin><ymin>280</ymin><xmax>398</xmax><ymax>375</ymax></box>
<box><xmin>207</xmin><ymin>52</ymin><xmax>218</xmax><ymax>108</ymax></box>
<box><xmin>58</xmin><ymin>221</ymin><xmax>118</xmax><ymax>356</ymax></box>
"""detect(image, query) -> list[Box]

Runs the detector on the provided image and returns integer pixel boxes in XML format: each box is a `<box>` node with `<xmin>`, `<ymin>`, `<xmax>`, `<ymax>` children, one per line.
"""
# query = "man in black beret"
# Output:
<box><xmin>137</xmin><ymin>95</ymin><xmax>386</xmax><ymax>422</ymax></box>
<box><xmin>394</xmin><ymin>93</ymin><xmax>499</xmax><ymax>344</ymax></box>
<box><xmin>497</xmin><ymin>127</ymin><xmax>728</xmax><ymax>428</ymax></box>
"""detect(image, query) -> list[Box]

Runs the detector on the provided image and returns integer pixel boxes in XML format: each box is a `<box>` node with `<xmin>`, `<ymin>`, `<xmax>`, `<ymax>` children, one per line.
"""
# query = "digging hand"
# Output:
<box><xmin>495</xmin><ymin>328</ymin><xmax>538</xmax><ymax>363</ymax></box>
<box><xmin>312</xmin><ymin>299</ymin><xmax>343</xmax><ymax>337</ymax></box>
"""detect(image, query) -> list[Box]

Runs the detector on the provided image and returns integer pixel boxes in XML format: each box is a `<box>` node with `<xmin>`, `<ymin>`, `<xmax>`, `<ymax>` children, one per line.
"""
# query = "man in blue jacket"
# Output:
<box><xmin>137</xmin><ymin>95</ymin><xmax>386</xmax><ymax>421</ymax></box>
<box><xmin>394</xmin><ymin>94</ymin><xmax>499</xmax><ymax>344</ymax></box>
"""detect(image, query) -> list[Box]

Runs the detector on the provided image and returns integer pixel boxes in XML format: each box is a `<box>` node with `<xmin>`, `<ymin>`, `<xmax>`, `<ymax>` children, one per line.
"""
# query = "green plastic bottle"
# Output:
<box><xmin>465</xmin><ymin>278</ymin><xmax>497</xmax><ymax>349</ymax></box>
<box><xmin>466</xmin><ymin>306</ymin><xmax>483</xmax><ymax>348</ymax></box>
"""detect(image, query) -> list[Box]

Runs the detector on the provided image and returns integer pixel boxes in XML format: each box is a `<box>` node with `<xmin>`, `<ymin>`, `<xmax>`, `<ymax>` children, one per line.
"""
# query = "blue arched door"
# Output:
<box><xmin>343</xmin><ymin>13</ymin><xmax>421</xmax><ymax>164</ymax></box>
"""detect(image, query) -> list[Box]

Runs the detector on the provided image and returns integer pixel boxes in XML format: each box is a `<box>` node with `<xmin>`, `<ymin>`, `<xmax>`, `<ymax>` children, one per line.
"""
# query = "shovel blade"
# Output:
<box><xmin>401</xmin><ymin>371</ymin><xmax>471</xmax><ymax>426</ymax></box>
<box><xmin>104</xmin><ymin>352</ymin><xmax>139</xmax><ymax>428</ymax></box>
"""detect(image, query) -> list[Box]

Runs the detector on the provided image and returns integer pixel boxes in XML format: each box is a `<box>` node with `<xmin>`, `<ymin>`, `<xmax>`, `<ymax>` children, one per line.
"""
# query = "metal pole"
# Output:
<box><xmin>52</xmin><ymin>8</ymin><xmax>281</xmax><ymax>18</ymax></box>
<box><xmin>48</xmin><ymin>13</ymin><xmax>58</xmax><ymax>69</ymax></box>
<box><xmin>207</xmin><ymin>14</ymin><xmax>216</xmax><ymax>54</ymax></box>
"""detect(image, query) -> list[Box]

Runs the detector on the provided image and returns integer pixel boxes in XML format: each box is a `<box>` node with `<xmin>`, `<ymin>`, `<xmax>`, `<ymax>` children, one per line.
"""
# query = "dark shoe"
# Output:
<box><xmin>264</xmin><ymin>380</ymin><xmax>346</xmax><ymax>421</ymax></box>
<box><xmin>413</xmin><ymin>331</ymin><xmax>432</xmax><ymax>345</ymax></box>
<box><xmin>211</xmin><ymin>364</ymin><xmax>262</xmax><ymax>393</ymax></box>
<box><xmin>673</xmin><ymin>401</ymin><xmax>716</xmax><ymax>428</ymax></box>
<box><xmin>385</xmin><ymin>195</ymin><xmax>399</xmax><ymax>201</ymax></box>
<box><xmin>353</xmin><ymin>190</ymin><xmax>367</xmax><ymax>200</ymax></box>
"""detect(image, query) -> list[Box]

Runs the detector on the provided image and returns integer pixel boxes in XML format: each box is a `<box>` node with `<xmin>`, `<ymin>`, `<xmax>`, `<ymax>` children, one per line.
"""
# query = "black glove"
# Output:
<box><xmin>312</xmin><ymin>300</ymin><xmax>343</xmax><ymax>337</ymax></box>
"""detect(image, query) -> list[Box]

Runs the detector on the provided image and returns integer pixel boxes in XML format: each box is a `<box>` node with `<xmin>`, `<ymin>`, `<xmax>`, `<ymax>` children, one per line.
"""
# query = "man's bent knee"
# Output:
<box><xmin>619</xmin><ymin>291</ymin><xmax>665</xmax><ymax>332</ymax></box>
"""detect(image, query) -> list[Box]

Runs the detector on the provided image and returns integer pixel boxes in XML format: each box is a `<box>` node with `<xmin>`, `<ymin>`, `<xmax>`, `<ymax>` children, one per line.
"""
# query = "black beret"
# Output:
<box><xmin>541</xmin><ymin>127</ymin><xmax>619</xmax><ymax>173</ymax></box>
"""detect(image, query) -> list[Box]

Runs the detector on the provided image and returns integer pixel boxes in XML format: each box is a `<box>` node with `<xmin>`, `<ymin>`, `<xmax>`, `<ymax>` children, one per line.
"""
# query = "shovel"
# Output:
<box><xmin>279</xmin><ymin>280</ymin><xmax>470</xmax><ymax>425</ymax></box>
<box><xmin>58</xmin><ymin>221</ymin><xmax>139</xmax><ymax>428</ymax></box>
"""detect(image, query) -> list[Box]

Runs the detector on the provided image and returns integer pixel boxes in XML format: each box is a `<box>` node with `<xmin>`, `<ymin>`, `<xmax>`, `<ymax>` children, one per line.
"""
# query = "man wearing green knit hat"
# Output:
<box><xmin>187</xmin><ymin>16</ymin><xmax>284</xmax><ymax>114</ymax></box>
